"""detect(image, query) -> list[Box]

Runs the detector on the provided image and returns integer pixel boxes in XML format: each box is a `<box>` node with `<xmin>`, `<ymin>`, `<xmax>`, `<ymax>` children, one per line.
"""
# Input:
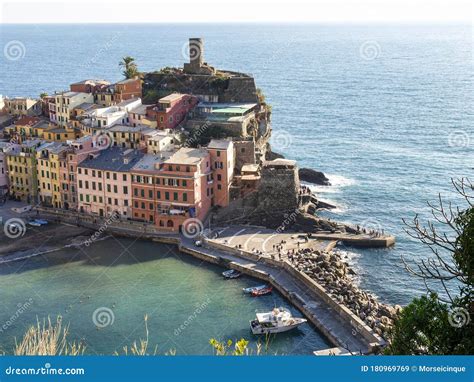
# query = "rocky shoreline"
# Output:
<box><xmin>290</xmin><ymin>248</ymin><xmax>401</xmax><ymax>340</ymax></box>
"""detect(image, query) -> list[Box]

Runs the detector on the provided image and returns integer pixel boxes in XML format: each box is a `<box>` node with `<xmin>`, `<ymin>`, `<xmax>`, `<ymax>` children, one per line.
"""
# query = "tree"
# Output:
<box><xmin>39</xmin><ymin>92</ymin><xmax>48</xmax><ymax>99</ymax></box>
<box><xmin>386</xmin><ymin>178</ymin><xmax>473</xmax><ymax>355</ymax></box>
<box><xmin>119</xmin><ymin>56</ymin><xmax>139</xmax><ymax>79</ymax></box>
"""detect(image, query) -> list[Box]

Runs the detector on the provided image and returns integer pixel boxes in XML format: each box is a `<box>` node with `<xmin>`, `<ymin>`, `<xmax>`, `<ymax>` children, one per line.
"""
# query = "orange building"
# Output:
<box><xmin>207</xmin><ymin>139</ymin><xmax>235</xmax><ymax>207</ymax></box>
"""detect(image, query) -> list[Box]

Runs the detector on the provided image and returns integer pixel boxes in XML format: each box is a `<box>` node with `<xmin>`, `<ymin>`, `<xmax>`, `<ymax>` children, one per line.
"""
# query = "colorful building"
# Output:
<box><xmin>5</xmin><ymin>139</ymin><xmax>42</xmax><ymax>203</ymax></box>
<box><xmin>54</xmin><ymin>91</ymin><xmax>94</xmax><ymax>127</ymax></box>
<box><xmin>131</xmin><ymin>147</ymin><xmax>212</xmax><ymax>231</ymax></box>
<box><xmin>0</xmin><ymin>142</ymin><xmax>11</xmax><ymax>195</ymax></box>
<box><xmin>95</xmin><ymin>79</ymin><xmax>142</xmax><ymax>107</ymax></box>
<box><xmin>4</xmin><ymin>97</ymin><xmax>42</xmax><ymax>117</ymax></box>
<box><xmin>36</xmin><ymin>142</ymin><xmax>67</xmax><ymax>208</ymax></box>
<box><xmin>77</xmin><ymin>147</ymin><xmax>143</xmax><ymax>218</ymax></box>
<box><xmin>207</xmin><ymin>139</ymin><xmax>235</xmax><ymax>207</ymax></box>
<box><xmin>146</xmin><ymin>94</ymin><xmax>197</xmax><ymax>130</ymax></box>
<box><xmin>59</xmin><ymin>136</ymin><xmax>102</xmax><ymax>210</ymax></box>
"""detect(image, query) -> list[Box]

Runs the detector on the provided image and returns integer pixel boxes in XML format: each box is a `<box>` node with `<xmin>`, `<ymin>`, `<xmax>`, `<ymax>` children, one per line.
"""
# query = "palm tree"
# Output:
<box><xmin>119</xmin><ymin>56</ymin><xmax>139</xmax><ymax>79</ymax></box>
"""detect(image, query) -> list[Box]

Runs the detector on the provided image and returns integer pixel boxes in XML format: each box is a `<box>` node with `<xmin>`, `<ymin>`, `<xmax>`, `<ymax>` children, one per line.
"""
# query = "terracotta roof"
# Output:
<box><xmin>15</xmin><ymin>116</ymin><xmax>41</xmax><ymax>127</ymax></box>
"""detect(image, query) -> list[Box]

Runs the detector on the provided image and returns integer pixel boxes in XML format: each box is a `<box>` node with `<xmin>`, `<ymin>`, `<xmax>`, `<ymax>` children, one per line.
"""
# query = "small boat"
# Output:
<box><xmin>34</xmin><ymin>219</ymin><xmax>48</xmax><ymax>225</ymax></box>
<box><xmin>243</xmin><ymin>284</ymin><xmax>268</xmax><ymax>294</ymax></box>
<box><xmin>251</xmin><ymin>286</ymin><xmax>273</xmax><ymax>297</ymax></box>
<box><xmin>222</xmin><ymin>269</ymin><xmax>241</xmax><ymax>279</ymax></box>
<box><xmin>28</xmin><ymin>220</ymin><xmax>41</xmax><ymax>227</ymax></box>
<box><xmin>250</xmin><ymin>307</ymin><xmax>307</xmax><ymax>334</ymax></box>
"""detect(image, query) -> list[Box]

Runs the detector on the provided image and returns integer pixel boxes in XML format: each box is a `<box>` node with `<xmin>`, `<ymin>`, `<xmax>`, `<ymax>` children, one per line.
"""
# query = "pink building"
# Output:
<box><xmin>207</xmin><ymin>140</ymin><xmax>235</xmax><ymax>207</ymax></box>
<box><xmin>131</xmin><ymin>148</ymin><xmax>212</xmax><ymax>232</ymax></box>
<box><xmin>59</xmin><ymin>135</ymin><xmax>103</xmax><ymax>210</ymax></box>
<box><xmin>77</xmin><ymin>147</ymin><xmax>143</xmax><ymax>218</ymax></box>
<box><xmin>146</xmin><ymin>94</ymin><xmax>197</xmax><ymax>130</ymax></box>
<box><xmin>0</xmin><ymin>142</ymin><xmax>10</xmax><ymax>195</ymax></box>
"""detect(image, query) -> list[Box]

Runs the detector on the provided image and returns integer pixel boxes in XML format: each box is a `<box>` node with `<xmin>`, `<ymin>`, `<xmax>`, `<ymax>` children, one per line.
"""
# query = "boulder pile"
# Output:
<box><xmin>290</xmin><ymin>249</ymin><xmax>402</xmax><ymax>340</ymax></box>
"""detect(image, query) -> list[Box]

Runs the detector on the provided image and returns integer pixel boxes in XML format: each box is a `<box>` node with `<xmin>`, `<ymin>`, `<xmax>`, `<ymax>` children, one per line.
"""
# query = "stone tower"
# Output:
<box><xmin>189</xmin><ymin>38</ymin><xmax>204</xmax><ymax>69</ymax></box>
<box><xmin>183</xmin><ymin>37</ymin><xmax>215</xmax><ymax>75</ymax></box>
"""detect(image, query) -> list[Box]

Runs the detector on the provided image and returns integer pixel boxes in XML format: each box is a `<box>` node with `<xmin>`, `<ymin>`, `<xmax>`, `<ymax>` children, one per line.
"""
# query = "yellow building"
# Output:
<box><xmin>36</xmin><ymin>142</ymin><xmax>68</xmax><ymax>208</ymax></box>
<box><xmin>5</xmin><ymin>139</ymin><xmax>42</xmax><ymax>203</ymax></box>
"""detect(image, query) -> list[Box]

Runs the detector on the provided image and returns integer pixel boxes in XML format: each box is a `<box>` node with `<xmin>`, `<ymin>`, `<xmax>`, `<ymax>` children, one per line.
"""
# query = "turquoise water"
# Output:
<box><xmin>0</xmin><ymin>24</ymin><xmax>472</xmax><ymax>304</ymax></box>
<box><xmin>0</xmin><ymin>238</ymin><xmax>329</xmax><ymax>355</ymax></box>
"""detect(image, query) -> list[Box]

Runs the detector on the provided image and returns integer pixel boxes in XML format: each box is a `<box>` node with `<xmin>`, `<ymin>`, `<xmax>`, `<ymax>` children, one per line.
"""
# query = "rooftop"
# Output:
<box><xmin>165</xmin><ymin>147</ymin><xmax>208</xmax><ymax>166</ymax></box>
<box><xmin>264</xmin><ymin>158</ymin><xmax>297</xmax><ymax>168</ymax></box>
<box><xmin>207</xmin><ymin>139</ymin><xmax>232</xmax><ymax>150</ymax></box>
<box><xmin>71</xmin><ymin>79</ymin><xmax>110</xmax><ymax>86</ymax></box>
<box><xmin>15</xmin><ymin>116</ymin><xmax>42</xmax><ymax>126</ymax></box>
<box><xmin>107</xmin><ymin>124</ymin><xmax>152</xmax><ymax>133</ymax></box>
<box><xmin>159</xmin><ymin>93</ymin><xmax>185</xmax><ymax>103</ymax></box>
<box><xmin>132</xmin><ymin>152</ymin><xmax>173</xmax><ymax>173</ymax></box>
<box><xmin>78</xmin><ymin>147</ymin><xmax>143</xmax><ymax>172</ymax></box>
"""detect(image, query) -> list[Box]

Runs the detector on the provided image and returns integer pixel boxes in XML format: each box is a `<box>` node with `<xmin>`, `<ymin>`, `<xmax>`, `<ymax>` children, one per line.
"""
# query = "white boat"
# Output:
<box><xmin>243</xmin><ymin>284</ymin><xmax>268</xmax><ymax>294</ymax></box>
<box><xmin>222</xmin><ymin>269</ymin><xmax>241</xmax><ymax>279</ymax></box>
<box><xmin>34</xmin><ymin>219</ymin><xmax>48</xmax><ymax>225</ymax></box>
<box><xmin>250</xmin><ymin>307</ymin><xmax>307</xmax><ymax>334</ymax></box>
<box><xmin>28</xmin><ymin>221</ymin><xmax>41</xmax><ymax>227</ymax></box>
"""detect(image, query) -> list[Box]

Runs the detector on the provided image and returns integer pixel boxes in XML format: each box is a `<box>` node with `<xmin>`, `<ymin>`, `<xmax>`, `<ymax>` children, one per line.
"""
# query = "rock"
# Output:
<box><xmin>298</xmin><ymin>168</ymin><xmax>331</xmax><ymax>186</ymax></box>
<box><xmin>379</xmin><ymin>305</ymin><xmax>397</xmax><ymax>319</ymax></box>
<box><xmin>265</xmin><ymin>150</ymin><xmax>285</xmax><ymax>161</ymax></box>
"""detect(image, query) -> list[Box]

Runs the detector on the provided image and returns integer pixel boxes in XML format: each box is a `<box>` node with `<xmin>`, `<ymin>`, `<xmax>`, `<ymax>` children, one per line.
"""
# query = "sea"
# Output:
<box><xmin>0</xmin><ymin>23</ymin><xmax>472</xmax><ymax>353</ymax></box>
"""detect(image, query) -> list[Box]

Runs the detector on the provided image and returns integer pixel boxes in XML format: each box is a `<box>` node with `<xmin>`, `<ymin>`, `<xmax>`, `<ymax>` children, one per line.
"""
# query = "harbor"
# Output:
<box><xmin>1</xmin><ymin>204</ymin><xmax>390</xmax><ymax>354</ymax></box>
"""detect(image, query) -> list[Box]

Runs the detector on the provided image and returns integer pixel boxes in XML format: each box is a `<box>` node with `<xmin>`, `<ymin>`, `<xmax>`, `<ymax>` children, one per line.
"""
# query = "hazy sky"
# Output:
<box><xmin>0</xmin><ymin>0</ymin><xmax>472</xmax><ymax>24</ymax></box>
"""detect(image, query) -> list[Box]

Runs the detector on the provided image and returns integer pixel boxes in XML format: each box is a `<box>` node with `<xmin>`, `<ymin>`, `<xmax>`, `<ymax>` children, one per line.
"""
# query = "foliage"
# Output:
<box><xmin>386</xmin><ymin>178</ymin><xmax>474</xmax><ymax>355</ymax></box>
<box><xmin>119</xmin><ymin>56</ymin><xmax>139</xmax><ymax>79</ymax></box>
<box><xmin>39</xmin><ymin>92</ymin><xmax>48</xmax><ymax>99</ymax></box>
<box><xmin>209</xmin><ymin>338</ymin><xmax>259</xmax><ymax>356</ymax></box>
<box><xmin>14</xmin><ymin>316</ymin><xmax>85</xmax><ymax>356</ymax></box>
<box><xmin>187</xmin><ymin>125</ymin><xmax>240</xmax><ymax>147</ymax></box>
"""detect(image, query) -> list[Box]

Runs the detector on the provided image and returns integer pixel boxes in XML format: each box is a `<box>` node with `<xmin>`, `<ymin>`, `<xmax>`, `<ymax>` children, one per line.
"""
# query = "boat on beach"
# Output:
<box><xmin>34</xmin><ymin>219</ymin><xmax>48</xmax><ymax>225</ymax></box>
<box><xmin>28</xmin><ymin>220</ymin><xmax>41</xmax><ymax>227</ymax></box>
<box><xmin>250</xmin><ymin>307</ymin><xmax>307</xmax><ymax>334</ymax></box>
<box><xmin>222</xmin><ymin>269</ymin><xmax>241</xmax><ymax>279</ymax></box>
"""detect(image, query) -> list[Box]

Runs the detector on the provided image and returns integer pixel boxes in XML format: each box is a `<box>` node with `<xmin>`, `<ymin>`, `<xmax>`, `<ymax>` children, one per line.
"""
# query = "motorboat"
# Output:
<box><xmin>250</xmin><ymin>307</ymin><xmax>307</xmax><ymax>334</ymax></box>
<box><xmin>251</xmin><ymin>286</ymin><xmax>272</xmax><ymax>297</ymax></box>
<box><xmin>34</xmin><ymin>219</ymin><xmax>48</xmax><ymax>225</ymax></box>
<box><xmin>243</xmin><ymin>284</ymin><xmax>268</xmax><ymax>294</ymax></box>
<box><xmin>222</xmin><ymin>269</ymin><xmax>241</xmax><ymax>279</ymax></box>
<box><xmin>28</xmin><ymin>220</ymin><xmax>41</xmax><ymax>227</ymax></box>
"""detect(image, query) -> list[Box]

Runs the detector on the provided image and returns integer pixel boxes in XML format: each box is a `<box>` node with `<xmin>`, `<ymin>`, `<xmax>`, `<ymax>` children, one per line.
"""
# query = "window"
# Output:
<box><xmin>113</xmin><ymin>173</ymin><xmax>117</xmax><ymax>181</ymax></box>
<box><xmin>157</xmin><ymin>191</ymin><xmax>161</xmax><ymax>199</ymax></box>
<box><xmin>217</xmin><ymin>150</ymin><xmax>221</xmax><ymax>157</ymax></box>
<box><xmin>217</xmin><ymin>174</ymin><xmax>222</xmax><ymax>181</ymax></box>
<box><xmin>183</xmin><ymin>193</ymin><xmax>187</xmax><ymax>202</ymax></box>
<box><xmin>123</xmin><ymin>186</ymin><xmax>128</xmax><ymax>195</ymax></box>
<box><xmin>123</xmin><ymin>174</ymin><xmax>127</xmax><ymax>181</ymax></box>
<box><xmin>113</xmin><ymin>185</ymin><xmax>118</xmax><ymax>193</ymax></box>
<box><xmin>173</xmin><ymin>192</ymin><xmax>178</xmax><ymax>201</ymax></box>
<box><xmin>148</xmin><ymin>190</ymin><xmax>153</xmax><ymax>198</ymax></box>
<box><xmin>134</xmin><ymin>188</ymin><xmax>138</xmax><ymax>196</ymax></box>
<box><xmin>165</xmin><ymin>192</ymin><xmax>169</xmax><ymax>200</ymax></box>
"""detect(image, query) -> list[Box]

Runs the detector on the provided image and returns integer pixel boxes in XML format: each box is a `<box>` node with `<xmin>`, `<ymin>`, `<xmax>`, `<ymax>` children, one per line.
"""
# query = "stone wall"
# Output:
<box><xmin>212</xmin><ymin>160</ymin><xmax>300</xmax><ymax>228</ymax></box>
<box><xmin>143</xmin><ymin>72</ymin><xmax>258</xmax><ymax>104</ymax></box>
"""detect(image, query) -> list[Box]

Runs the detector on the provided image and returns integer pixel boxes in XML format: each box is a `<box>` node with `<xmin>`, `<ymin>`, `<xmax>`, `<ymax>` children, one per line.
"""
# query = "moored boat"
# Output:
<box><xmin>242</xmin><ymin>284</ymin><xmax>268</xmax><ymax>294</ymax></box>
<box><xmin>34</xmin><ymin>219</ymin><xmax>48</xmax><ymax>225</ymax></box>
<box><xmin>250</xmin><ymin>307</ymin><xmax>307</xmax><ymax>334</ymax></box>
<box><xmin>251</xmin><ymin>286</ymin><xmax>272</xmax><ymax>297</ymax></box>
<box><xmin>28</xmin><ymin>220</ymin><xmax>41</xmax><ymax>227</ymax></box>
<box><xmin>222</xmin><ymin>269</ymin><xmax>241</xmax><ymax>279</ymax></box>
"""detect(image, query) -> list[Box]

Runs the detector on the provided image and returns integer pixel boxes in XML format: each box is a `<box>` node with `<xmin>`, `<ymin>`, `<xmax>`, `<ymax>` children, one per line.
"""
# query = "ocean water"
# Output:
<box><xmin>0</xmin><ymin>238</ymin><xmax>329</xmax><ymax>355</ymax></box>
<box><xmin>0</xmin><ymin>24</ymin><xmax>472</xmax><ymax>307</ymax></box>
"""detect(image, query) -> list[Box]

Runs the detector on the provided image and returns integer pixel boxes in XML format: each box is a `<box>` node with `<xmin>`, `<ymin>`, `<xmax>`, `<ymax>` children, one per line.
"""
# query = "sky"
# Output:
<box><xmin>0</xmin><ymin>0</ymin><xmax>472</xmax><ymax>24</ymax></box>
